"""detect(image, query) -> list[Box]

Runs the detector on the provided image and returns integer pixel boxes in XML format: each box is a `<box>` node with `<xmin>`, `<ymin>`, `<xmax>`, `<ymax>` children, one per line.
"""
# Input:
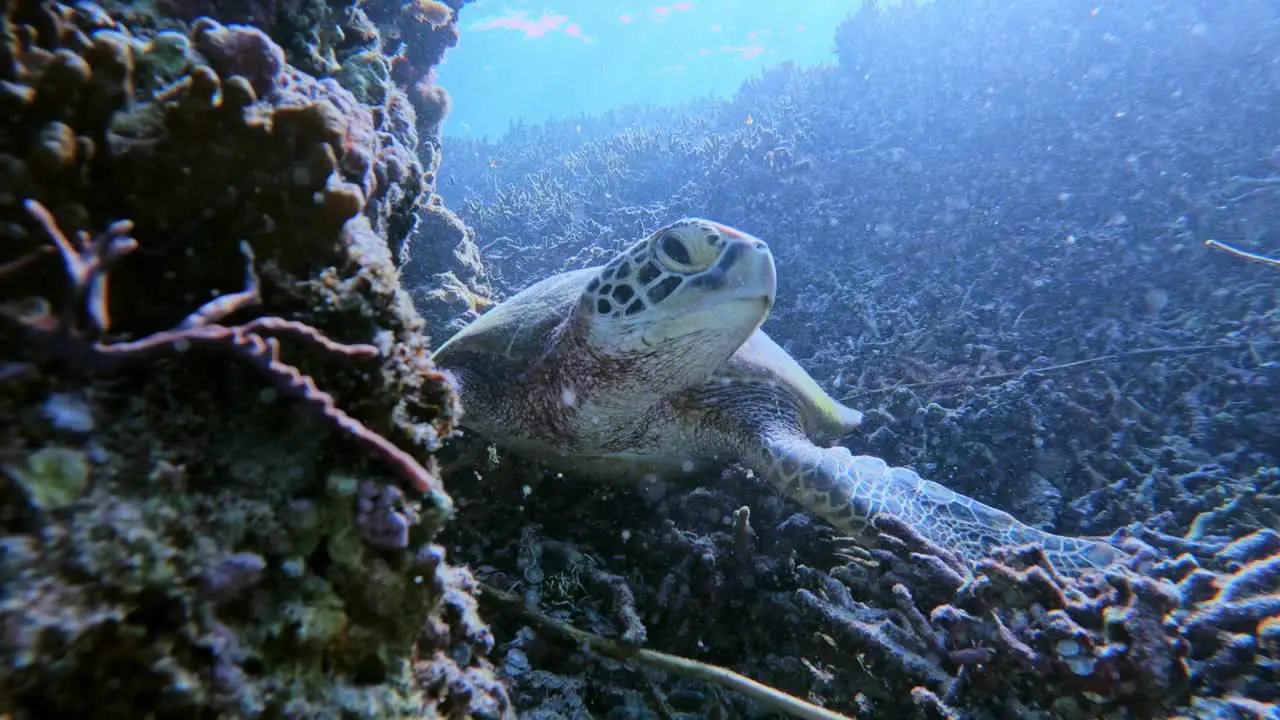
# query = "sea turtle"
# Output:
<box><xmin>431</xmin><ymin>219</ymin><xmax>1121</xmax><ymax>573</ymax></box>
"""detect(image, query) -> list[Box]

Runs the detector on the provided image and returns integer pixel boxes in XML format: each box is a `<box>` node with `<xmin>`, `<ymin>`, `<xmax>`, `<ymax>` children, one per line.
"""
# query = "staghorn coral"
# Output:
<box><xmin>791</xmin><ymin>516</ymin><xmax>1188</xmax><ymax>717</ymax></box>
<box><xmin>0</xmin><ymin>2</ymin><xmax>509</xmax><ymax>717</ymax></box>
<box><xmin>1147</xmin><ymin>527</ymin><xmax>1280</xmax><ymax>707</ymax></box>
<box><xmin>783</xmin><ymin>515</ymin><xmax>1280</xmax><ymax>719</ymax></box>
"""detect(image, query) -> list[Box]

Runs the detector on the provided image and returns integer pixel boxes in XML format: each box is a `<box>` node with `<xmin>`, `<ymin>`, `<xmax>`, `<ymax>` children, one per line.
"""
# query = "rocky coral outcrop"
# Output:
<box><xmin>0</xmin><ymin>1</ymin><xmax>509</xmax><ymax>716</ymax></box>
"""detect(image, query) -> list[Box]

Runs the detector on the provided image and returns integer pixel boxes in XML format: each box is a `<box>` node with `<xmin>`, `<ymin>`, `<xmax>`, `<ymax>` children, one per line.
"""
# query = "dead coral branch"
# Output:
<box><xmin>1205</xmin><ymin>239</ymin><xmax>1280</xmax><ymax>268</ymax></box>
<box><xmin>479</xmin><ymin>581</ymin><xmax>858</xmax><ymax>720</ymax></box>
<box><xmin>10</xmin><ymin>199</ymin><xmax>138</xmax><ymax>335</ymax></box>
<box><xmin>5</xmin><ymin>199</ymin><xmax>443</xmax><ymax>498</ymax></box>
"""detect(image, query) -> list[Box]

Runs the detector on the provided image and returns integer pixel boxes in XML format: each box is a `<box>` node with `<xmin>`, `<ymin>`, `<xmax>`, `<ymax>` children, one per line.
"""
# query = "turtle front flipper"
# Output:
<box><xmin>754</xmin><ymin>434</ymin><xmax>1123</xmax><ymax>574</ymax></box>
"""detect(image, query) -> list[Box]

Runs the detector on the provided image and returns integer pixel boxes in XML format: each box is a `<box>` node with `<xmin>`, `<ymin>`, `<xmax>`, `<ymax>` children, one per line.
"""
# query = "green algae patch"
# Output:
<box><xmin>11</xmin><ymin>447</ymin><xmax>91</xmax><ymax>510</ymax></box>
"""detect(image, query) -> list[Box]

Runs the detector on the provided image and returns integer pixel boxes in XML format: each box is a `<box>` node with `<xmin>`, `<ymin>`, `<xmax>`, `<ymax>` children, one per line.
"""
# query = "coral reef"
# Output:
<box><xmin>0</xmin><ymin>1</ymin><xmax>508</xmax><ymax>716</ymax></box>
<box><xmin>432</xmin><ymin>0</ymin><xmax>1280</xmax><ymax>716</ymax></box>
<box><xmin>402</xmin><ymin>195</ymin><xmax>494</xmax><ymax>335</ymax></box>
<box><xmin>446</xmin><ymin>456</ymin><xmax>1279</xmax><ymax>718</ymax></box>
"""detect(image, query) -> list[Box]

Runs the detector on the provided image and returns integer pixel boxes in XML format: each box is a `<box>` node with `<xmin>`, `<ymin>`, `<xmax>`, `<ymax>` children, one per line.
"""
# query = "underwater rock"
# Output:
<box><xmin>0</xmin><ymin>1</ymin><xmax>508</xmax><ymax>716</ymax></box>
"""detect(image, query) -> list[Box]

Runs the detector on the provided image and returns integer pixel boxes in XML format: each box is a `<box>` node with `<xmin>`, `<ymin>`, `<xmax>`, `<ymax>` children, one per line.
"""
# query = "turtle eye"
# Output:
<box><xmin>652</xmin><ymin>225</ymin><xmax>718</xmax><ymax>272</ymax></box>
<box><xmin>657</xmin><ymin>233</ymin><xmax>714</xmax><ymax>272</ymax></box>
<box><xmin>660</xmin><ymin>234</ymin><xmax>692</xmax><ymax>266</ymax></box>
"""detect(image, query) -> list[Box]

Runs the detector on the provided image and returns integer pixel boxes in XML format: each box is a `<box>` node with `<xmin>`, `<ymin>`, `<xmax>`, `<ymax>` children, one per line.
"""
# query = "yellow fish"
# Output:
<box><xmin>745</xmin><ymin>113</ymin><xmax>754</xmax><ymax>125</ymax></box>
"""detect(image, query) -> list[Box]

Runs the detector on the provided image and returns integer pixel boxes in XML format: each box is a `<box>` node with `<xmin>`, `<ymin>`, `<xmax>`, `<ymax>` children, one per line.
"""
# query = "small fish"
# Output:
<box><xmin>488</xmin><ymin>158</ymin><xmax>502</xmax><ymax>169</ymax></box>
<box><xmin>745</xmin><ymin>113</ymin><xmax>754</xmax><ymax>125</ymax></box>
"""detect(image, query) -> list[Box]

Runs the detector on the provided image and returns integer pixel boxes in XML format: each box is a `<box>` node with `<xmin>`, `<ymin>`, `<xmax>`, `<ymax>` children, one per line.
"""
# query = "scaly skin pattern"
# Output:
<box><xmin>754</xmin><ymin>434</ymin><xmax>1123</xmax><ymax>573</ymax></box>
<box><xmin>680</xmin><ymin>379</ymin><xmax>1123</xmax><ymax>576</ymax></box>
<box><xmin>438</xmin><ymin>218</ymin><xmax>1125</xmax><ymax>576</ymax></box>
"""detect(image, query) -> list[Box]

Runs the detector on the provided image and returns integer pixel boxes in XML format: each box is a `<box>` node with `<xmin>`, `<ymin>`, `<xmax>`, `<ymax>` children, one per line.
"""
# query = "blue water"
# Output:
<box><xmin>436</xmin><ymin>0</ymin><xmax>857</xmax><ymax>139</ymax></box>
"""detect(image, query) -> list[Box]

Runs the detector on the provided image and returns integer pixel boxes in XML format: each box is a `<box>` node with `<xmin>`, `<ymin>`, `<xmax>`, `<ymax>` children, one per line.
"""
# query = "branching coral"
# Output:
<box><xmin>7</xmin><ymin>198</ymin><xmax>445</xmax><ymax>498</ymax></box>
<box><xmin>792</xmin><ymin>514</ymin><xmax>1279</xmax><ymax>718</ymax></box>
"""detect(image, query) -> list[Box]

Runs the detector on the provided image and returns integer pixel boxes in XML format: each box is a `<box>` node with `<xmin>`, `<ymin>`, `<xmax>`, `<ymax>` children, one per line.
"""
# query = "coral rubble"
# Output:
<box><xmin>434</xmin><ymin>0</ymin><xmax>1280</xmax><ymax>717</ymax></box>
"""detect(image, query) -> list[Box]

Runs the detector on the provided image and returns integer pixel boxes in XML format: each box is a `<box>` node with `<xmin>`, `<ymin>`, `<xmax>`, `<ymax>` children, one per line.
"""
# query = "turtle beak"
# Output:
<box><xmin>747</xmin><ymin>256</ymin><xmax>777</xmax><ymax>316</ymax></box>
<box><xmin>714</xmin><ymin>226</ymin><xmax>777</xmax><ymax>308</ymax></box>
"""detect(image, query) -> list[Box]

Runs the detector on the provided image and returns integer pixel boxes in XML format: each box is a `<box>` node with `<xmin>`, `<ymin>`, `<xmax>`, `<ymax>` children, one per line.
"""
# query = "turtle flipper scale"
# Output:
<box><xmin>759</xmin><ymin>436</ymin><xmax>1122</xmax><ymax>574</ymax></box>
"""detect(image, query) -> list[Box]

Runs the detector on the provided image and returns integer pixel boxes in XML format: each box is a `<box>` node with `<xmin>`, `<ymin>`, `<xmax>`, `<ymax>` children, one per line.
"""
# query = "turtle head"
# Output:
<box><xmin>573</xmin><ymin>218</ymin><xmax>776</xmax><ymax>387</ymax></box>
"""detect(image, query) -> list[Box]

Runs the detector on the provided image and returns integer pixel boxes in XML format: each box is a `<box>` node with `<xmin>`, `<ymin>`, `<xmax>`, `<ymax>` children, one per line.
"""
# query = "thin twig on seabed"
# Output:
<box><xmin>478</xmin><ymin>582</ymin><xmax>858</xmax><ymax>720</ymax></box>
<box><xmin>1205</xmin><ymin>238</ymin><xmax>1280</xmax><ymax>268</ymax></box>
